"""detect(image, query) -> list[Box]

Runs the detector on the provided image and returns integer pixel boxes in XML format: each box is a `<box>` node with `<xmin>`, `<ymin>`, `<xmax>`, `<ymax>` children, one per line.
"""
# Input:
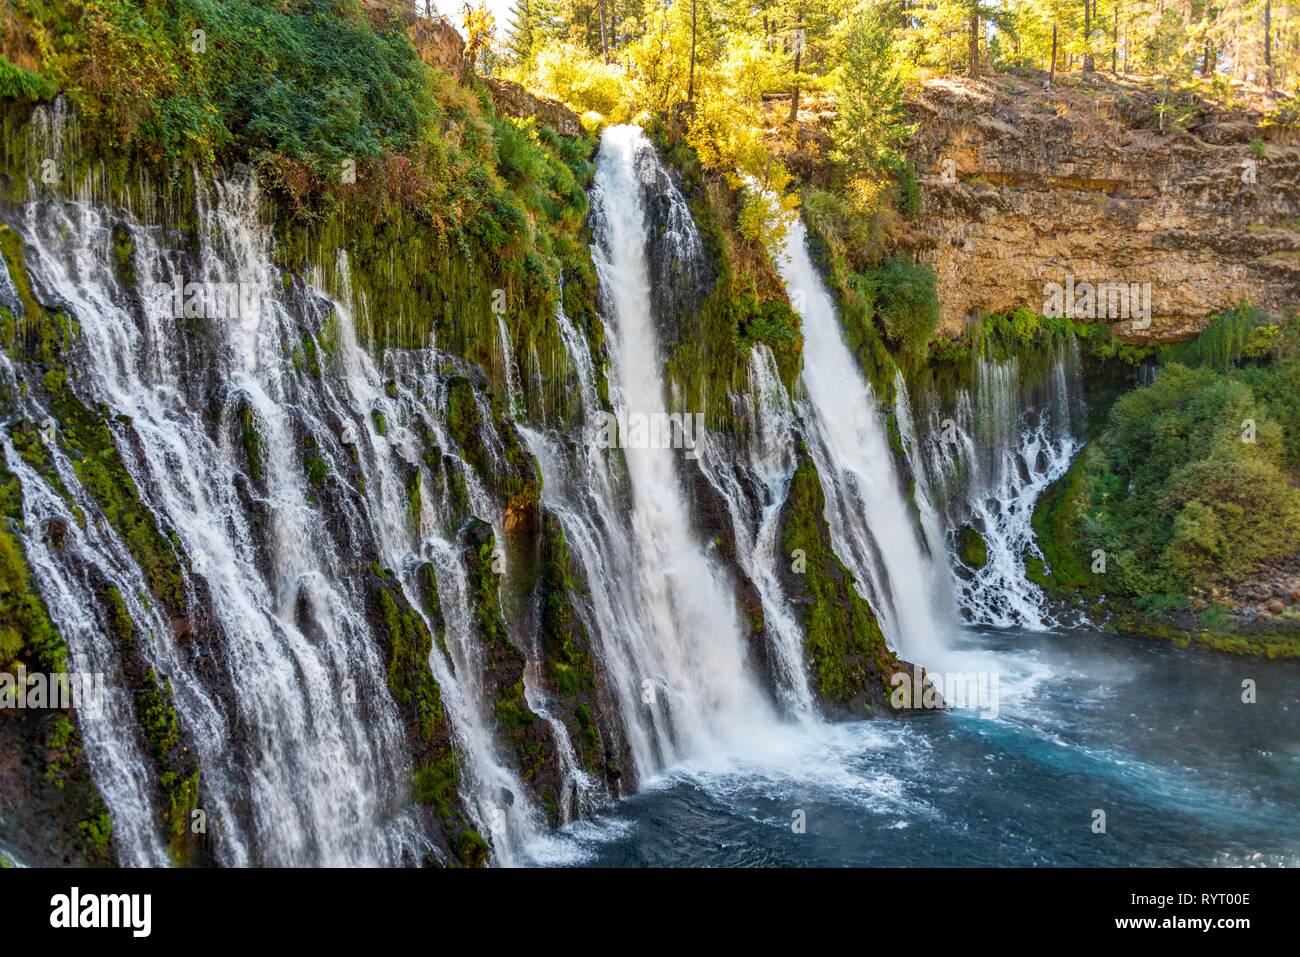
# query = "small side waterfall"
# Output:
<box><xmin>914</xmin><ymin>341</ymin><xmax>1085</xmax><ymax>629</ymax></box>
<box><xmin>696</xmin><ymin>345</ymin><xmax>815</xmax><ymax>718</ymax></box>
<box><xmin>773</xmin><ymin>218</ymin><xmax>950</xmax><ymax>665</ymax></box>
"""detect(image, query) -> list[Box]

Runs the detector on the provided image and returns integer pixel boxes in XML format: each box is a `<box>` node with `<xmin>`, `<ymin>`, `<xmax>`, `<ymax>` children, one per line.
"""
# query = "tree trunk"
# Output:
<box><xmin>1112</xmin><ymin>0</ymin><xmax>1119</xmax><ymax>74</ymax></box>
<box><xmin>1050</xmin><ymin>23</ymin><xmax>1058</xmax><ymax>83</ymax></box>
<box><xmin>1265</xmin><ymin>0</ymin><xmax>1274</xmax><ymax>89</ymax></box>
<box><xmin>967</xmin><ymin>8</ymin><xmax>979</xmax><ymax>77</ymax></box>
<box><xmin>688</xmin><ymin>0</ymin><xmax>697</xmax><ymax>103</ymax></box>
<box><xmin>788</xmin><ymin>12</ymin><xmax>804</xmax><ymax>123</ymax></box>
<box><xmin>1082</xmin><ymin>0</ymin><xmax>1094</xmax><ymax>72</ymax></box>
<box><xmin>597</xmin><ymin>0</ymin><xmax>609</xmax><ymax>64</ymax></box>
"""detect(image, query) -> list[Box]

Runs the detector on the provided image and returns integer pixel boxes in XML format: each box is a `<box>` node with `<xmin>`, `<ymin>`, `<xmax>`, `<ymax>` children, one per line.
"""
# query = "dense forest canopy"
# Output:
<box><xmin>420</xmin><ymin>0</ymin><xmax>1300</xmax><ymax>239</ymax></box>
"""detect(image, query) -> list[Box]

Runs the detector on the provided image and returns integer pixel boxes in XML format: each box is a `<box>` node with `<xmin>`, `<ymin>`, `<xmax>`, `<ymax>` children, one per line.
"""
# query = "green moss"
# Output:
<box><xmin>301</xmin><ymin>335</ymin><xmax>322</xmax><ymax>377</ymax></box>
<box><xmin>0</xmin><ymin>55</ymin><xmax>55</xmax><ymax>101</ymax></box>
<box><xmin>371</xmin><ymin>409</ymin><xmax>388</xmax><ymax>438</ymax></box>
<box><xmin>538</xmin><ymin>516</ymin><xmax>596</xmax><ymax>700</ymax></box>
<box><xmin>405</xmin><ymin>468</ymin><xmax>422</xmax><ymax>528</ymax></box>
<box><xmin>43</xmin><ymin>713</ymin><xmax>116</xmax><ymax>865</ymax></box>
<box><xmin>77</xmin><ymin>810</ymin><xmax>114</xmax><ymax>863</ymax></box>
<box><xmin>376</xmin><ymin>587</ymin><xmax>445</xmax><ymax>743</ymax></box>
<box><xmin>54</xmin><ymin>394</ymin><xmax>188</xmax><ymax>613</ymax></box>
<box><xmin>43</xmin><ymin>714</ymin><xmax>80</xmax><ymax>785</ymax></box>
<box><xmin>128</xmin><ymin>659</ymin><xmax>203</xmax><ymax>863</ymax></box>
<box><xmin>373</xmin><ymin>576</ymin><xmax>466</xmax><ymax>843</ymax></box>
<box><xmin>454</xmin><ymin>828</ymin><xmax>490</xmax><ymax>868</ymax></box>
<box><xmin>956</xmin><ymin>525</ymin><xmax>988</xmax><ymax>569</ymax></box>
<box><xmin>110</xmin><ymin>224</ymin><xmax>136</xmax><ymax>290</ymax></box>
<box><xmin>781</xmin><ymin>455</ymin><xmax>898</xmax><ymax>708</ymax></box>
<box><xmin>494</xmin><ymin>676</ymin><xmax>544</xmax><ymax>782</ymax></box>
<box><xmin>1027</xmin><ymin>444</ymin><xmax>1102</xmax><ymax>597</ymax></box>
<box><xmin>412</xmin><ymin>754</ymin><xmax>460</xmax><ymax>819</ymax></box>
<box><xmin>101</xmin><ymin>589</ymin><xmax>133</xmax><ymax>656</ymax></box>
<box><xmin>305</xmin><ymin>455</ymin><xmax>329</xmax><ymax>487</ymax></box>
<box><xmin>161</xmin><ymin>769</ymin><xmax>201</xmax><ymax>866</ymax></box>
<box><xmin>239</xmin><ymin>402</ymin><xmax>263</xmax><ymax>483</ymax></box>
<box><xmin>0</xmin><ymin>516</ymin><xmax>67</xmax><ymax>673</ymax></box>
<box><xmin>1111</xmin><ymin>608</ymin><xmax>1300</xmax><ymax>659</ymax></box>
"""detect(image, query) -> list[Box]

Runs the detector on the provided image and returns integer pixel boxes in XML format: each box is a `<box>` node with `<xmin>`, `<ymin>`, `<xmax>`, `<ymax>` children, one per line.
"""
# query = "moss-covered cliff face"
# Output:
<box><xmin>776</xmin><ymin>454</ymin><xmax>915</xmax><ymax>717</ymax></box>
<box><xmin>370</xmin><ymin>567</ymin><xmax>484</xmax><ymax>866</ymax></box>
<box><xmin>0</xmin><ymin>471</ymin><xmax>115</xmax><ymax>867</ymax></box>
<box><xmin>651</xmin><ymin>132</ymin><xmax>804</xmax><ymax>430</ymax></box>
<box><xmin>532</xmin><ymin>510</ymin><xmax>630</xmax><ymax>798</ymax></box>
<box><xmin>0</xmin><ymin>226</ymin><xmax>213</xmax><ymax>867</ymax></box>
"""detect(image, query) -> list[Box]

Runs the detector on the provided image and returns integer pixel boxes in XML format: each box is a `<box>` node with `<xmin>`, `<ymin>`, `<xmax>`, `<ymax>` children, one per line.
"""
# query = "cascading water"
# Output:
<box><xmin>913</xmin><ymin>343</ymin><xmax>1085</xmax><ymax>629</ymax></box>
<box><xmin>773</xmin><ymin>217</ymin><xmax>949</xmax><ymax>665</ymax></box>
<box><xmin>296</xmin><ymin>253</ymin><xmax>550</xmax><ymax>863</ymax></box>
<box><xmin>522</xmin><ymin>125</ymin><xmax>777</xmax><ymax>783</ymax></box>
<box><xmin>3</xmin><ymin>102</ymin><xmax>574</xmax><ymax>865</ymax></box>
<box><xmin>695</xmin><ymin>346</ymin><xmax>816</xmax><ymax>718</ymax></box>
<box><xmin>0</xmin><ymin>377</ymin><xmax>169</xmax><ymax>867</ymax></box>
<box><xmin>12</xmin><ymin>165</ymin><xmax>442</xmax><ymax>863</ymax></box>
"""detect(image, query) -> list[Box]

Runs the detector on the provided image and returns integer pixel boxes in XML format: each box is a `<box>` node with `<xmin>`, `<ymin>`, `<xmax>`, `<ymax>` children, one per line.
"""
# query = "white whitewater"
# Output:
<box><xmin>15</xmin><ymin>176</ymin><xmax>424</xmax><ymax>865</ymax></box>
<box><xmin>525</xmin><ymin>125</ymin><xmax>777</xmax><ymax>782</ymax></box>
<box><xmin>9</xmin><ymin>102</ymin><xmax>553</xmax><ymax>864</ymax></box>
<box><xmin>915</xmin><ymin>346</ymin><xmax>1084</xmax><ymax>629</ymax></box>
<box><xmin>590</xmin><ymin>125</ymin><xmax>777</xmax><ymax>760</ymax></box>
<box><xmin>773</xmin><ymin>217</ymin><xmax>949</xmax><ymax>665</ymax></box>
<box><xmin>696</xmin><ymin>346</ymin><xmax>816</xmax><ymax>717</ymax></box>
<box><xmin>301</xmin><ymin>252</ymin><xmax>548</xmax><ymax>863</ymax></box>
<box><xmin>0</xmin><ymin>408</ymin><xmax>168</xmax><ymax>867</ymax></box>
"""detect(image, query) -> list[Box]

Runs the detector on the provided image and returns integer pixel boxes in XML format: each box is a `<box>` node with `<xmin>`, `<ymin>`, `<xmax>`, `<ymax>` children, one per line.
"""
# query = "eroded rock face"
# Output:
<box><xmin>900</xmin><ymin>74</ymin><xmax>1300</xmax><ymax>343</ymax></box>
<box><xmin>480</xmin><ymin>76</ymin><xmax>582</xmax><ymax>138</ymax></box>
<box><xmin>408</xmin><ymin>13</ymin><xmax>468</xmax><ymax>80</ymax></box>
<box><xmin>408</xmin><ymin>17</ymin><xmax>581</xmax><ymax>136</ymax></box>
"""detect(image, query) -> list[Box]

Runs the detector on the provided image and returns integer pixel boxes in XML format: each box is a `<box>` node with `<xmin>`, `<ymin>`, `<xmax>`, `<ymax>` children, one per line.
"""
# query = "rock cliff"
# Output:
<box><xmin>409</xmin><ymin>15</ymin><xmax>582</xmax><ymax>137</ymax></box>
<box><xmin>899</xmin><ymin>74</ymin><xmax>1300</xmax><ymax>342</ymax></box>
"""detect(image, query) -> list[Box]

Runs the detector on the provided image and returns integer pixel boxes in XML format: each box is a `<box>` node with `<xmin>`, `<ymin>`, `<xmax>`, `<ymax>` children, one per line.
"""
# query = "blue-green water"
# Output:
<box><xmin>526</xmin><ymin>628</ymin><xmax>1300</xmax><ymax>867</ymax></box>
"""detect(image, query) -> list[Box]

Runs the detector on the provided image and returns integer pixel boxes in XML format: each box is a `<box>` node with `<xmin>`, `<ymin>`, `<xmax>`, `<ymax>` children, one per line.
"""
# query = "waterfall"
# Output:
<box><xmin>914</xmin><ymin>342</ymin><xmax>1085</xmax><ymax>629</ymax></box>
<box><xmin>773</xmin><ymin>218</ymin><xmax>950</xmax><ymax>665</ymax></box>
<box><xmin>302</xmin><ymin>253</ymin><xmax>548</xmax><ymax>863</ymax></box>
<box><xmin>522</xmin><ymin>125</ymin><xmax>776</xmax><ymax>783</ymax></box>
<box><xmin>4</xmin><ymin>97</ymin><xmax>1105</xmax><ymax>868</ymax></box>
<box><xmin>11</xmin><ymin>177</ymin><xmax>431</xmax><ymax>864</ymax></box>
<box><xmin>695</xmin><ymin>346</ymin><xmax>816</xmax><ymax>717</ymax></box>
<box><xmin>0</xmin><ymin>396</ymin><xmax>169</xmax><ymax>867</ymax></box>
<box><xmin>6</xmin><ymin>98</ymin><xmax>583</xmax><ymax>863</ymax></box>
<box><xmin>496</xmin><ymin>315</ymin><xmax>523</xmax><ymax>419</ymax></box>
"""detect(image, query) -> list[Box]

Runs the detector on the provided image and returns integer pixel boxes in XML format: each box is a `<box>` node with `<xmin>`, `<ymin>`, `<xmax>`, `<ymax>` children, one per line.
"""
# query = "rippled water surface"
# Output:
<box><xmin>525</xmin><ymin>628</ymin><xmax>1300</xmax><ymax>867</ymax></box>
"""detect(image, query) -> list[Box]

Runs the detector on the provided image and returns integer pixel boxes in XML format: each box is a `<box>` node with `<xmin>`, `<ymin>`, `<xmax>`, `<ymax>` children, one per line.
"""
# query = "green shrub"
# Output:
<box><xmin>0</xmin><ymin>55</ymin><xmax>54</xmax><ymax>100</ymax></box>
<box><xmin>1080</xmin><ymin>363</ymin><xmax>1300</xmax><ymax>594</ymax></box>
<box><xmin>860</xmin><ymin>255</ymin><xmax>939</xmax><ymax>365</ymax></box>
<box><xmin>1157</xmin><ymin>304</ymin><xmax>1286</xmax><ymax>370</ymax></box>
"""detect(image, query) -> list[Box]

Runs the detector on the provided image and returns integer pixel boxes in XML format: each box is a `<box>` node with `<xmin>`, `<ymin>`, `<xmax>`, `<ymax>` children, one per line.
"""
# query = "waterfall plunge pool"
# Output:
<box><xmin>521</xmin><ymin>627</ymin><xmax>1300</xmax><ymax>867</ymax></box>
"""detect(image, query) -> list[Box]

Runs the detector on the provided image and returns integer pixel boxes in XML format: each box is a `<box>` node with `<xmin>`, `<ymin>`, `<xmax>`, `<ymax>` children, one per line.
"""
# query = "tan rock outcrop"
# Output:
<box><xmin>479</xmin><ymin>76</ymin><xmax>582</xmax><ymax>138</ymax></box>
<box><xmin>899</xmin><ymin>74</ymin><xmax>1300</xmax><ymax>343</ymax></box>
<box><xmin>408</xmin><ymin>17</ymin><xmax>581</xmax><ymax>137</ymax></box>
